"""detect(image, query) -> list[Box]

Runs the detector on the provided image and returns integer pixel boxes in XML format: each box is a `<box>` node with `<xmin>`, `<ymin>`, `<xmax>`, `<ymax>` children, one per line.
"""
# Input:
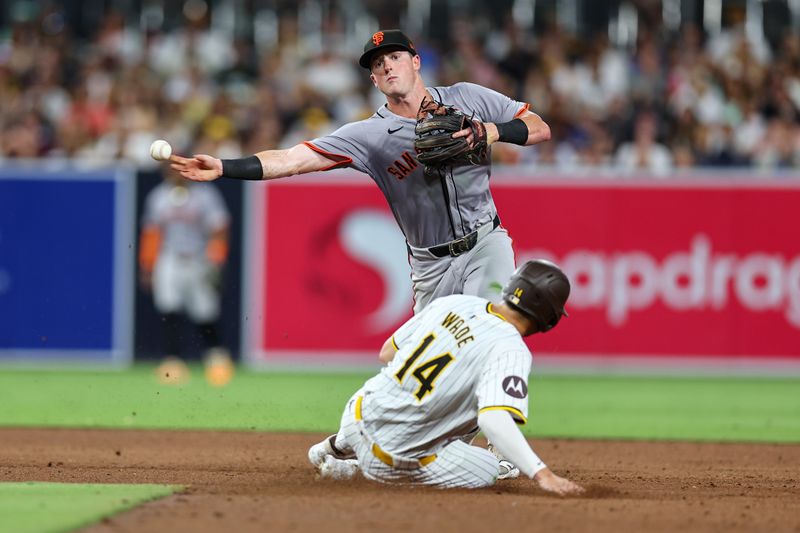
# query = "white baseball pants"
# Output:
<box><xmin>153</xmin><ymin>252</ymin><xmax>220</xmax><ymax>323</ymax></box>
<box><xmin>333</xmin><ymin>392</ymin><xmax>500</xmax><ymax>489</ymax></box>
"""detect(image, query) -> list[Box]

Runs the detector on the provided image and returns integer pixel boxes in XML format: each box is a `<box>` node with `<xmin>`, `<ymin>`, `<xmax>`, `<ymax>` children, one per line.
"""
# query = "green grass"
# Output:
<box><xmin>0</xmin><ymin>365</ymin><xmax>366</xmax><ymax>431</ymax></box>
<box><xmin>0</xmin><ymin>482</ymin><xmax>179</xmax><ymax>533</ymax></box>
<box><xmin>0</xmin><ymin>365</ymin><xmax>798</xmax><ymax>442</ymax></box>
<box><xmin>527</xmin><ymin>375</ymin><xmax>800</xmax><ymax>441</ymax></box>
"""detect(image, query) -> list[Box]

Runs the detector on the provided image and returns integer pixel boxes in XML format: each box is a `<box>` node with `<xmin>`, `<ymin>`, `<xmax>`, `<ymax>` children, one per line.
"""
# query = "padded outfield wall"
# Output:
<box><xmin>0</xmin><ymin>164</ymin><xmax>135</xmax><ymax>366</ymax></box>
<box><xmin>0</xmin><ymin>165</ymin><xmax>245</xmax><ymax>366</ymax></box>
<box><xmin>241</xmin><ymin>170</ymin><xmax>800</xmax><ymax>373</ymax></box>
<box><xmin>2</xmin><ymin>165</ymin><xmax>797</xmax><ymax>372</ymax></box>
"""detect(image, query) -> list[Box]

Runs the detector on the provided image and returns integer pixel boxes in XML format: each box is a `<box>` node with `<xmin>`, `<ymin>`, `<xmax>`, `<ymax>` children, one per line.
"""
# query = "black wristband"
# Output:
<box><xmin>221</xmin><ymin>156</ymin><xmax>264</xmax><ymax>180</ymax></box>
<box><xmin>495</xmin><ymin>118</ymin><xmax>528</xmax><ymax>145</ymax></box>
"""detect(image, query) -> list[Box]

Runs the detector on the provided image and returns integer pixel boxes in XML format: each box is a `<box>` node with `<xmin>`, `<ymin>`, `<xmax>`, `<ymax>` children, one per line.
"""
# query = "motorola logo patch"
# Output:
<box><xmin>502</xmin><ymin>376</ymin><xmax>528</xmax><ymax>399</ymax></box>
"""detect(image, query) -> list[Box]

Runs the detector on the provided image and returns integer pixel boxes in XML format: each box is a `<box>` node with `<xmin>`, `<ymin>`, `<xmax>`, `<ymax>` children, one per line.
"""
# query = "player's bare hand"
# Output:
<box><xmin>451</xmin><ymin>126</ymin><xmax>474</xmax><ymax>144</ymax></box>
<box><xmin>170</xmin><ymin>154</ymin><xmax>223</xmax><ymax>182</ymax></box>
<box><xmin>452</xmin><ymin>120</ymin><xmax>491</xmax><ymax>149</ymax></box>
<box><xmin>452</xmin><ymin>126</ymin><xmax>484</xmax><ymax>149</ymax></box>
<box><xmin>534</xmin><ymin>468</ymin><xmax>585</xmax><ymax>496</ymax></box>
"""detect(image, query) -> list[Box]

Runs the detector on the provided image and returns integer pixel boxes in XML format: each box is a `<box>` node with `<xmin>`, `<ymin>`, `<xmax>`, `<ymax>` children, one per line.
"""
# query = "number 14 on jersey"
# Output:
<box><xmin>394</xmin><ymin>333</ymin><xmax>454</xmax><ymax>401</ymax></box>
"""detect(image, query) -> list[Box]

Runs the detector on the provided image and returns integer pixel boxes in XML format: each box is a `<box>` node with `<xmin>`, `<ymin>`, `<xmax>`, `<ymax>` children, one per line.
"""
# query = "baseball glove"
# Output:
<box><xmin>414</xmin><ymin>97</ymin><xmax>488</xmax><ymax>173</ymax></box>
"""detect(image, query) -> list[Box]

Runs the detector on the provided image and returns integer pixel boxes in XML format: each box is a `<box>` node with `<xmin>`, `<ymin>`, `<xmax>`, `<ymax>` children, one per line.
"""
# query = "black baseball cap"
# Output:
<box><xmin>359</xmin><ymin>29</ymin><xmax>418</xmax><ymax>69</ymax></box>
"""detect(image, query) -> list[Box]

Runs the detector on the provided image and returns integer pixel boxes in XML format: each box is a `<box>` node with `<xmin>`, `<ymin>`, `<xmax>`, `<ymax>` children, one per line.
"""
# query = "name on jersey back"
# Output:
<box><xmin>441</xmin><ymin>312</ymin><xmax>475</xmax><ymax>347</ymax></box>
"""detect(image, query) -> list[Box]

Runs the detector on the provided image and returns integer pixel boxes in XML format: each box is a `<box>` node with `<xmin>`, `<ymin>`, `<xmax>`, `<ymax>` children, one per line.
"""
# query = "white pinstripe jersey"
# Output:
<box><xmin>360</xmin><ymin>294</ymin><xmax>532</xmax><ymax>458</ymax></box>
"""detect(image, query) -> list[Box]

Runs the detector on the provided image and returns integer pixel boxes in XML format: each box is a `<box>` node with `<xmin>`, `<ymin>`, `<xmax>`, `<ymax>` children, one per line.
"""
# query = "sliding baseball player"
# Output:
<box><xmin>308</xmin><ymin>260</ymin><xmax>584</xmax><ymax>494</ymax></box>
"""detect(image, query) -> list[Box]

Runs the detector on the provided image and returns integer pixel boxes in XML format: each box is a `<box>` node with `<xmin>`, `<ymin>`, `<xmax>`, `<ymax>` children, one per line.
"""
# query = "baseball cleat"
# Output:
<box><xmin>155</xmin><ymin>356</ymin><xmax>190</xmax><ymax>385</ymax></box>
<box><xmin>497</xmin><ymin>460</ymin><xmax>521</xmax><ymax>480</ymax></box>
<box><xmin>318</xmin><ymin>455</ymin><xmax>359</xmax><ymax>481</ymax></box>
<box><xmin>203</xmin><ymin>348</ymin><xmax>234</xmax><ymax>387</ymax></box>
<box><xmin>488</xmin><ymin>443</ymin><xmax>521</xmax><ymax>480</ymax></box>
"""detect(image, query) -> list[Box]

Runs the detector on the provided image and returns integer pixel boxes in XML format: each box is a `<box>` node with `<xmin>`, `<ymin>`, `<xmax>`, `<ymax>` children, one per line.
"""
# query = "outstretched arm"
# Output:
<box><xmin>170</xmin><ymin>143</ymin><xmax>335</xmax><ymax>182</ymax></box>
<box><xmin>478</xmin><ymin>410</ymin><xmax>584</xmax><ymax>496</ymax></box>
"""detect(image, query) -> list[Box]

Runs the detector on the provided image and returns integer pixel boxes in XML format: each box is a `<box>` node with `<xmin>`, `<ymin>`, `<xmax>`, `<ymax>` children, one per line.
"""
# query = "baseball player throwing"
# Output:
<box><xmin>170</xmin><ymin>29</ymin><xmax>551</xmax><ymax>313</ymax></box>
<box><xmin>307</xmin><ymin>260</ymin><xmax>584</xmax><ymax>494</ymax></box>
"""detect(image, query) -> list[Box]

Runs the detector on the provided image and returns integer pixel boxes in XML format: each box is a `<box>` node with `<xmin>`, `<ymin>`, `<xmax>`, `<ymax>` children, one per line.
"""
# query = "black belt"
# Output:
<box><xmin>428</xmin><ymin>215</ymin><xmax>501</xmax><ymax>258</ymax></box>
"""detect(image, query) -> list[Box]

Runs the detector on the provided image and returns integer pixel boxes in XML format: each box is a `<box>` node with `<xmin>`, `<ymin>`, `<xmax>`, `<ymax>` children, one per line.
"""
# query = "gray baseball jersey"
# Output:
<box><xmin>307</xmin><ymin>82</ymin><xmax>530</xmax><ymax>249</ymax></box>
<box><xmin>359</xmin><ymin>293</ymin><xmax>532</xmax><ymax>459</ymax></box>
<box><xmin>142</xmin><ymin>181</ymin><xmax>230</xmax><ymax>258</ymax></box>
<box><xmin>142</xmin><ymin>181</ymin><xmax>230</xmax><ymax>321</ymax></box>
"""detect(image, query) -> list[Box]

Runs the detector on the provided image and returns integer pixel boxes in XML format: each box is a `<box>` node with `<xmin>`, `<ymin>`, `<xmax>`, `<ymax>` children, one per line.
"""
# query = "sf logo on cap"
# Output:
<box><xmin>372</xmin><ymin>32</ymin><xmax>384</xmax><ymax>45</ymax></box>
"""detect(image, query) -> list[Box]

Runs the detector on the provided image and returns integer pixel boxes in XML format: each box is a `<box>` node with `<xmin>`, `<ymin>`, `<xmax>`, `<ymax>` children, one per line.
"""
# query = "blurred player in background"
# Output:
<box><xmin>307</xmin><ymin>259</ymin><xmax>584</xmax><ymax>494</ymax></box>
<box><xmin>138</xmin><ymin>167</ymin><xmax>233</xmax><ymax>386</ymax></box>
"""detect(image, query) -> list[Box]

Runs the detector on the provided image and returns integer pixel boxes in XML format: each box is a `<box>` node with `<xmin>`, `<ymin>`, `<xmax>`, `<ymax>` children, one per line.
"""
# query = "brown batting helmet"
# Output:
<box><xmin>501</xmin><ymin>260</ymin><xmax>570</xmax><ymax>332</ymax></box>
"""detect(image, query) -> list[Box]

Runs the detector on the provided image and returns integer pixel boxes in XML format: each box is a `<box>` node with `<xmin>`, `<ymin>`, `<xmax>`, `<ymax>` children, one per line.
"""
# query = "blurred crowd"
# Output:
<box><xmin>1</xmin><ymin>5</ymin><xmax>799</xmax><ymax>175</ymax></box>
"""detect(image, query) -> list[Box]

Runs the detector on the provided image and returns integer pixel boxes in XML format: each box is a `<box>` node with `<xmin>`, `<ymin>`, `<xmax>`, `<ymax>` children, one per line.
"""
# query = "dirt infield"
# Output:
<box><xmin>0</xmin><ymin>428</ymin><xmax>798</xmax><ymax>533</ymax></box>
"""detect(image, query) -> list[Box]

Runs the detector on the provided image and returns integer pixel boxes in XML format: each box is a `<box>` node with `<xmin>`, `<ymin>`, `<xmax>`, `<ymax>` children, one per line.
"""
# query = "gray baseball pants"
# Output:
<box><xmin>408</xmin><ymin>228</ymin><xmax>516</xmax><ymax>314</ymax></box>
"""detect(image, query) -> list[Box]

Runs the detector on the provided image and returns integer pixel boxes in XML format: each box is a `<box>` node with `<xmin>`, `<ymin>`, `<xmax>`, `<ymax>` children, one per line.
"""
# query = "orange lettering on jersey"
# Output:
<box><xmin>401</xmin><ymin>152</ymin><xmax>418</xmax><ymax>170</ymax></box>
<box><xmin>372</xmin><ymin>32</ymin><xmax>384</xmax><ymax>46</ymax></box>
<box><xmin>387</xmin><ymin>151</ymin><xmax>419</xmax><ymax>180</ymax></box>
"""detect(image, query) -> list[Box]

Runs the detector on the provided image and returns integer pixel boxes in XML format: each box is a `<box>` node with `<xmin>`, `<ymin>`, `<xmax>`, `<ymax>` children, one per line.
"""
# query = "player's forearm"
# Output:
<box><xmin>220</xmin><ymin>150</ymin><xmax>292</xmax><ymax>181</ymax></box>
<box><xmin>488</xmin><ymin>113</ymin><xmax>550</xmax><ymax>147</ymax></box>
<box><xmin>222</xmin><ymin>144</ymin><xmax>330</xmax><ymax>181</ymax></box>
<box><xmin>255</xmin><ymin>146</ymin><xmax>317</xmax><ymax>179</ymax></box>
<box><xmin>477</xmin><ymin>410</ymin><xmax>547</xmax><ymax>478</ymax></box>
<box><xmin>138</xmin><ymin>226</ymin><xmax>161</xmax><ymax>272</ymax></box>
<box><xmin>521</xmin><ymin>113</ymin><xmax>550</xmax><ymax>146</ymax></box>
<box><xmin>206</xmin><ymin>228</ymin><xmax>229</xmax><ymax>265</ymax></box>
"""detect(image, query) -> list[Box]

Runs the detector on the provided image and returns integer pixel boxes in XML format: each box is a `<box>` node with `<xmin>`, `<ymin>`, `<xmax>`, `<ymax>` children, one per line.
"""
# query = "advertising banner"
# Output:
<box><xmin>0</xmin><ymin>166</ymin><xmax>135</xmax><ymax>365</ymax></box>
<box><xmin>245</xmin><ymin>174</ymin><xmax>800</xmax><ymax>368</ymax></box>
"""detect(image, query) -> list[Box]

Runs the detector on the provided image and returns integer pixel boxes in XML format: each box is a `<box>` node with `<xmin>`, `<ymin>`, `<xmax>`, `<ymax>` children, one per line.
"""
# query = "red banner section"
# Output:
<box><xmin>252</xmin><ymin>176</ymin><xmax>800</xmax><ymax>363</ymax></box>
<box><xmin>259</xmin><ymin>180</ymin><xmax>414</xmax><ymax>356</ymax></box>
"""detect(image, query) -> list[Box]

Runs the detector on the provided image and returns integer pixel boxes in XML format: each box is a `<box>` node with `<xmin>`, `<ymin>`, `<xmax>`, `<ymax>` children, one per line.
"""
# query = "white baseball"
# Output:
<box><xmin>149</xmin><ymin>139</ymin><xmax>173</xmax><ymax>161</ymax></box>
